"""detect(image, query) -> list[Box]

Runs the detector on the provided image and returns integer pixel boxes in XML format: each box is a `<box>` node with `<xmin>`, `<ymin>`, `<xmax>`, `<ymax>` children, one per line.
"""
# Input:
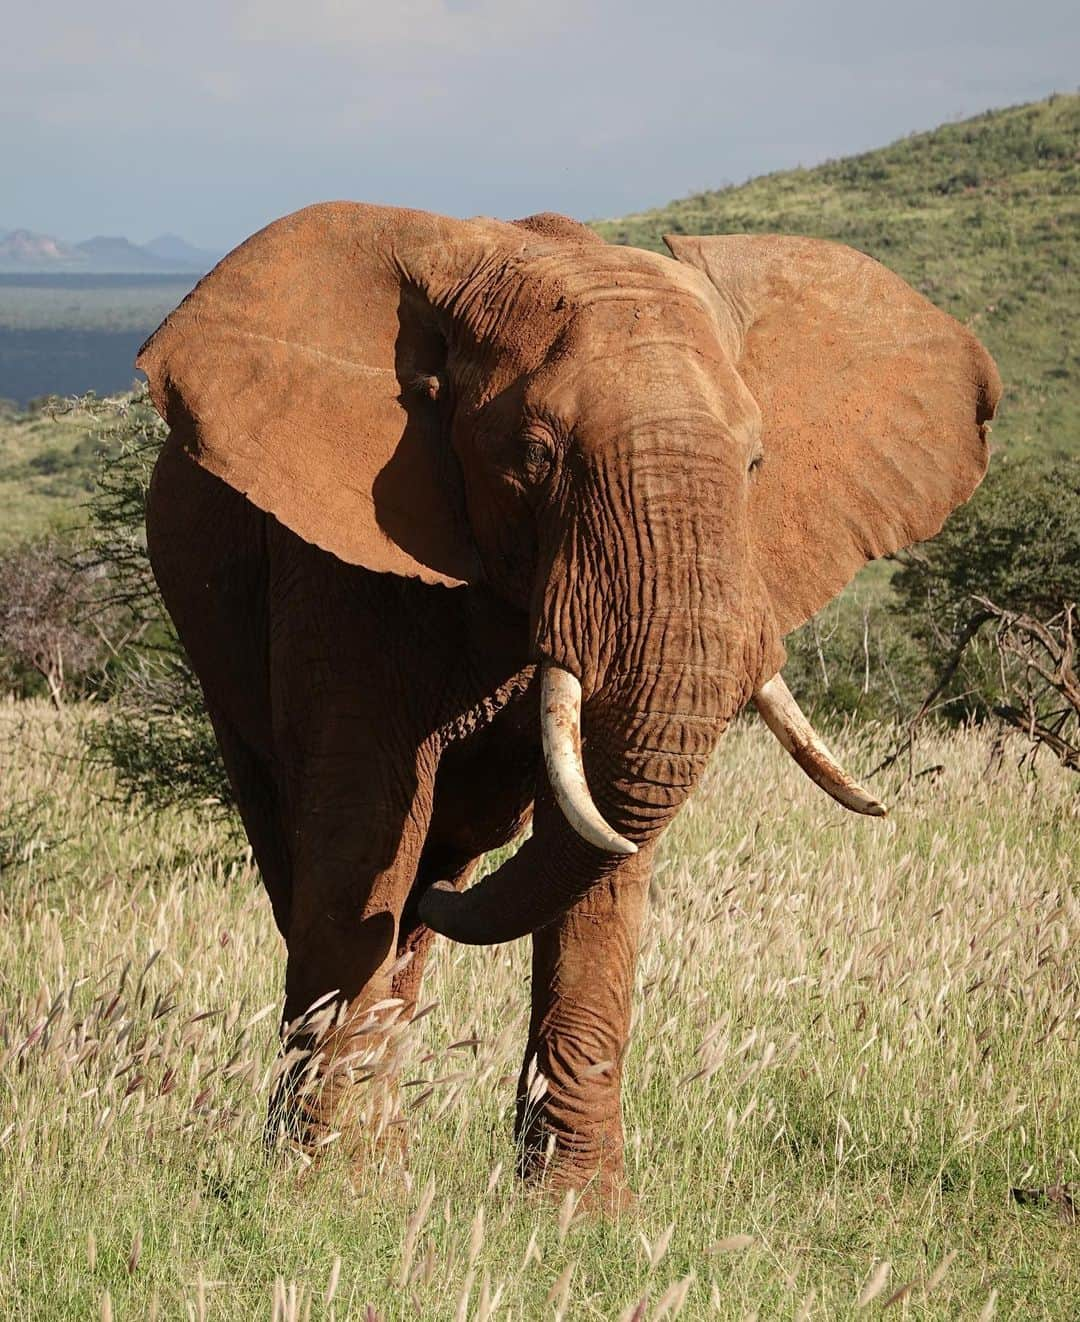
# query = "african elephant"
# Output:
<box><xmin>138</xmin><ymin>203</ymin><xmax>1000</xmax><ymax>1208</ymax></box>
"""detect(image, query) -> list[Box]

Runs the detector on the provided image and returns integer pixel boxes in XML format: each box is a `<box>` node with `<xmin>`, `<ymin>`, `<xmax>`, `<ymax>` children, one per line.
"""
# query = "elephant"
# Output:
<box><xmin>138</xmin><ymin>203</ymin><xmax>1000</xmax><ymax>1208</ymax></box>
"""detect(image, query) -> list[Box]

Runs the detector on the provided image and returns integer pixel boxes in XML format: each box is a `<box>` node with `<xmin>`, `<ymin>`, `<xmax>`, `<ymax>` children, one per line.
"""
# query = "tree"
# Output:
<box><xmin>887</xmin><ymin>460</ymin><xmax>1080</xmax><ymax>772</ymax></box>
<box><xmin>72</xmin><ymin>390</ymin><xmax>235</xmax><ymax>812</ymax></box>
<box><xmin>0</xmin><ymin>536</ymin><xmax>105</xmax><ymax>705</ymax></box>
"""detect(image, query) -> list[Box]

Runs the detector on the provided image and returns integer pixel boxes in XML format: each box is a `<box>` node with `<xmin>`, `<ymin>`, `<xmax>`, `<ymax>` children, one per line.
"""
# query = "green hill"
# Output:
<box><xmin>595</xmin><ymin>93</ymin><xmax>1079</xmax><ymax>463</ymax></box>
<box><xmin>0</xmin><ymin>403</ymin><xmax>103</xmax><ymax>546</ymax></box>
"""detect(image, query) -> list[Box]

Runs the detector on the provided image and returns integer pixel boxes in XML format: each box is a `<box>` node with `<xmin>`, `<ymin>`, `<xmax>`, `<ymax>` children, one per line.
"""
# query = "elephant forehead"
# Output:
<box><xmin>528</xmin><ymin>314</ymin><xmax>760</xmax><ymax>444</ymax></box>
<box><xmin>557</xmin><ymin>250</ymin><xmax>720</xmax><ymax>337</ymax></box>
<box><xmin>456</xmin><ymin>242</ymin><xmax>720</xmax><ymax>361</ymax></box>
<box><xmin>567</xmin><ymin>290</ymin><xmax>722</xmax><ymax>352</ymax></box>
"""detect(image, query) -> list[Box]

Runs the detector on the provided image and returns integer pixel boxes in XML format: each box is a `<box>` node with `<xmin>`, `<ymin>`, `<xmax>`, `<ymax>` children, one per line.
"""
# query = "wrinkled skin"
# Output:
<box><xmin>140</xmin><ymin>204</ymin><xmax>1000</xmax><ymax>1206</ymax></box>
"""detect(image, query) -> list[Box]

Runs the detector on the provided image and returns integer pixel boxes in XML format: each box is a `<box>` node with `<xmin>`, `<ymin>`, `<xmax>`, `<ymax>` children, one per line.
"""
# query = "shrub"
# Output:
<box><xmin>781</xmin><ymin>459</ymin><xmax>1080</xmax><ymax>768</ymax></box>
<box><xmin>893</xmin><ymin>459</ymin><xmax>1080</xmax><ymax>633</ymax></box>
<box><xmin>84</xmin><ymin>655</ymin><xmax>234</xmax><ymax>812</ymax></box>
<box><xmin>886</xmin><ymin>460</ymin><xmax>1080</xmax><ymax>770</ymax></box>
<box><xmin>73</xmin><ymin>391</ymin><xmax>234</xmax><ymax>813</ymax></box>
<box><xmin>782</xmin><ymin>591</ymin><xmax>930</xmax><ymax>725</ymax></box>
<box><xmin>0</xmin><ymin>535</ymin><xmax>108</xmax><ymax>704</ymax></box>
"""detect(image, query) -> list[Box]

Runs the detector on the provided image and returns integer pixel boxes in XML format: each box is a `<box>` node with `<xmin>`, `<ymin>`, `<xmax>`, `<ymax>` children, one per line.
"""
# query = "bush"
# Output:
<box><xmin>872</xmin><ymin>460</ymin><xmax>1080</xmax><ymax>772</ymax></box>
<box><xmin>891</xmin><ymin>459</ymin><xmax>1080</xmax><ymax>718</ymax></box>
<box><xmin>0</xmin><ymin>535</ymin><xmax>109</xmax><ymax>704</ymax></box>
<box><xmin>73</xmin><ymin>391</ymin><xmax>234</xmax><ymax>813</ymax></box>
<box><xmin>783</xmin><ymin>589</ymin><xmax>931</xmax><ymax>724</ymax></box>
<box><xmin>84</xmin><ymin>655</ymin><xmax>234</xmax><ymax>812</ymax></box>
<box><xmin>894</xmin><ymin>459</ymin><xmax>1080</xmax><ymax>631</ymax></box>
<box><xmin>781</xmin><ymin>459</ymin><xmax>1080</xmax><ymax>768</ymax></box>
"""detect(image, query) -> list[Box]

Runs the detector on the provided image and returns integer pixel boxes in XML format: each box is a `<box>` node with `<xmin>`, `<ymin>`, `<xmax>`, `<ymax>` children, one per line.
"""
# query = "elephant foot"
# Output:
<box><xmin>516</xmin><ymin>1132</ymin><xmax>635</xmax><ymax>1217</ymax></box>
<box><xmin>519</xmin><ymin>1156</ymin><xmax>636</xmax><ymax>1217</ymax></box>
<box><xmin>266</xmin><ymin>1039</ymin><xmax>408</xmax><ymax>1175</ymax></box>
<box><xmin>267</xmin><ymin>1096</ymin><xmax>409</xmax><ymax>1179</ymax></box>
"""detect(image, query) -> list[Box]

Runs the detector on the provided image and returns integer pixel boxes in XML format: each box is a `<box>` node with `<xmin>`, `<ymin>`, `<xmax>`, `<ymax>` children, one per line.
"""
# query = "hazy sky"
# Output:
<box><xmin>4</xmin><ymin>0</ymin><xmax>1077</xmax><ymax>250</ymax></box>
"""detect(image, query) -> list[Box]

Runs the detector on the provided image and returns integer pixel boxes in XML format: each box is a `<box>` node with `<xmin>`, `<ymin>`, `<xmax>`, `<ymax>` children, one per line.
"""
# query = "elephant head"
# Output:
<box><xmin>137</xmin><ymin>204</ymin><xmax>1000</xmax><ymax>944</ymax></box>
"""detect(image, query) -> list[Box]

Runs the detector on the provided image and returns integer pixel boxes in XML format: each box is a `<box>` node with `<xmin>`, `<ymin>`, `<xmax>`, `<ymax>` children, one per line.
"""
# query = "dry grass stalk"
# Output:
<box><xmin>0</xmin><ymin>701</ymin><xmax>1076</xmax><ymax>1316</ymax></box>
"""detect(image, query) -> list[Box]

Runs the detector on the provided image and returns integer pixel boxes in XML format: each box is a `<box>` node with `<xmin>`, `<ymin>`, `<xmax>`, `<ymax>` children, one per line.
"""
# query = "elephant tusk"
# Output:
<box><xmin>541</xmin><ymin>663</ymin><xmax>638</xmax><ymax>856</ymax></box>
<box><xmin>753</xmin><ymin>674</ymin><xmax>887</xmax><ymax>817</ymax></box>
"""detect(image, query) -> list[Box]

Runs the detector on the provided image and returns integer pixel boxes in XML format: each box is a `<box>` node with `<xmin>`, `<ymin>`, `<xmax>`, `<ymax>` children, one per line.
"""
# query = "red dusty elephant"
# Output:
<box><xmin>138</xmin><ymin>203</ymin><xmax>1000</xmax><ymax>1208</ymax></box>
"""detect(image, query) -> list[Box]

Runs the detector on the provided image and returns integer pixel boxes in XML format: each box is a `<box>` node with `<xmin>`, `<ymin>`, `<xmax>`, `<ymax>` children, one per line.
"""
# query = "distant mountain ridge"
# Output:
<box><xmin>0</xmin><ymin>227</ymin><xmax>220</xmax><ymax>274</ymax></box>
<box><xmin>144</xmin><ymin>234</ymin><xmax>220</xmax><ymax>267</ymax></box>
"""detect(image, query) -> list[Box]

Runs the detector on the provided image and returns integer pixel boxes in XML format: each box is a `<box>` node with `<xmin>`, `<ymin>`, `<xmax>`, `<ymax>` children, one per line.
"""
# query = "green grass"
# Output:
<box><xmin>0</xmin><ymin>404</ymin><xmax>102</xmax><ymax>546</ymax></box>
<box><xmin>2</xmin><ymin>700</ymin><xmax>1077</xmax><ymax>1318</ymax></box>
<box><xmin>596</xmin><ymin>93</ymin><xmax>1080</xmax><ymax>466</ymax></box>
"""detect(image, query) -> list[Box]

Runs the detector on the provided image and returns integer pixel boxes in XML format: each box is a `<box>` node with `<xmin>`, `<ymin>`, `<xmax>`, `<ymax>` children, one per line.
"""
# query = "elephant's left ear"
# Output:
<box><xmin>664</xmin><ymin>233</ymin><xmax>1002</xmax><ymax>635</ymax></box>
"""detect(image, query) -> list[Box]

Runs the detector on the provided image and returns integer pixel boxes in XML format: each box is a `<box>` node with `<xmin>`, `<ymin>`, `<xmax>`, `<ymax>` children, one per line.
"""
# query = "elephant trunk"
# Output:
<box><xmin>418</xmin><ymin>638</ymin><xmax>741</xmax><ymax>944</ymax></box>
<box><xmin>420</xmin><ymin>454</ymin><xmax>760</xmax><ymax>943</ymax></box>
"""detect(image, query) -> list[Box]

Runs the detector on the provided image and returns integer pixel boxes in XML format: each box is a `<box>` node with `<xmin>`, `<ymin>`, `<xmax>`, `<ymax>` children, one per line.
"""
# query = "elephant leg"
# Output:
<box><xmin>269</xmin><ymin>748</ymin><xmax>438</xmax><ymax>1166</ymax></box>
<box><xmin>515</xmin><ymin>846</ymin><xmax>653</xmax><ymax>1210</ymax></box>
<box><xmin>206</xmin><ymin>705</ymin><xmax>292</xmax><ymax>936</ymax></box>
<box><xmin>393</xmin><ymin>857</ymin><xmax>479</xmax><ymax>1014</ymax></box>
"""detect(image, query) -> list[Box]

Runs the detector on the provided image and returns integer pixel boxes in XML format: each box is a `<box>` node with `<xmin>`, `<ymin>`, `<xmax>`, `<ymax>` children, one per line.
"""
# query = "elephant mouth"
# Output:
<box><xmin>541</xmin><ymin>660</ymin><xmax>885</xmax><ymax>859</ymax></box>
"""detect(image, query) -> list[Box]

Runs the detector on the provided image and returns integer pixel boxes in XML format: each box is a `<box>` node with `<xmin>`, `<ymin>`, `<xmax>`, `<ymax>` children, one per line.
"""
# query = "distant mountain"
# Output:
<box><xmin>0</xmin><ymin>228</ymin><xmax>216</xmax><ymax>274</ymax></box>
<box><xmin>0</xmin><ymin>229</ymin><xmax>81</xmax><ymax>269</ymax></box>
<box><xmin>145</xmin><ymin>233</ymin><xmax>221</xmax><ymax>269</ymax></box>
<box><xmin>73</xmin><ymin>235</ymin><xmax>202</xmax><ymax>273</ymax></box>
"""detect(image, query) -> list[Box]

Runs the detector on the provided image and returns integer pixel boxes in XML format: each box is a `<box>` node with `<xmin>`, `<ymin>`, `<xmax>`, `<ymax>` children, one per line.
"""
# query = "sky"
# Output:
<box><xmin>3</xmin><ymin>0</ymin><xmax>1077</xmax><ymax>251</ymax></box>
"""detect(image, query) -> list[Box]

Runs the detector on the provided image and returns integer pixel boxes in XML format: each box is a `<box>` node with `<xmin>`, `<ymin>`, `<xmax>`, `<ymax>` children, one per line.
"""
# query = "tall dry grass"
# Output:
<box><xmin>1</xmin><ymin>698</ymin><xmax>1077</xmax><ymax>1319</ymax></box>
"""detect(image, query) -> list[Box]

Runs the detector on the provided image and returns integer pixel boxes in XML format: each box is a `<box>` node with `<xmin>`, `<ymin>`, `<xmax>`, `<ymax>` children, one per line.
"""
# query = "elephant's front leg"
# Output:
<box><xmin>515</xmin><ymin>848</ymin><xmax>652</xmax><ymax>1210</ymax></box>
<box><xmin>268</xmin><ymin>756</ymin><xmax>437</xmax><ymax>1167</ymax></box>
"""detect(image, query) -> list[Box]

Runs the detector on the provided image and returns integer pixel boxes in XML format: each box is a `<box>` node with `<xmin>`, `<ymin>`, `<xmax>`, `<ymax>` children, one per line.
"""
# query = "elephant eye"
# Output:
<box><xmin>523</xmin><ymin>437</ymin><xmax>553</xmax><ymax>485</ymax></box>
<box><xmin>748</xmin><ymin>450</ymin><xmax>765</xmax><ymax>477</ymax></box>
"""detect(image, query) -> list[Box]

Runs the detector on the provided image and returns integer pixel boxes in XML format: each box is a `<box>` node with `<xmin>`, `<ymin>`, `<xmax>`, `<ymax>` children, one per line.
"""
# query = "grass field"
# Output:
<box><xmin>1</xmin><ymin>700</ymin><xmax>1077</xmax><ymax>1319</ymax></box>
<box><xmin>0</xmin><ymin>403</ymin><xmax>103</xmax><ymax>546</ymax></box>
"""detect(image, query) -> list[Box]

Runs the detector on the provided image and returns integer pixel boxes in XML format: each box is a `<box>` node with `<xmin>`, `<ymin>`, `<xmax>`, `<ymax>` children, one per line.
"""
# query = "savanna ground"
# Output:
<box><xmin>1</xmin><ymin>700</ymin><xmax>1077</xmax><ymax>1319</ymax></box>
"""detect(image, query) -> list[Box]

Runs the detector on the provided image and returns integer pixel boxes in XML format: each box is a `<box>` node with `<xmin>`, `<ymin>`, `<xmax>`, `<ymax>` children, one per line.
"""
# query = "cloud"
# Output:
<box><xmin>231</xmin><ymin>0</ymin><xmax>576</xmax><ymax>53</ymax></box>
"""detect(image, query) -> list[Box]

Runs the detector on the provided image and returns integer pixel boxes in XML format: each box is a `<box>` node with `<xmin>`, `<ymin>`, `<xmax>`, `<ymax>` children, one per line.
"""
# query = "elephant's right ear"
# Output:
<box><xmin>137</xmin><ymin>202</ymin><xmax>497</xmax><ymax>586</ymax></box>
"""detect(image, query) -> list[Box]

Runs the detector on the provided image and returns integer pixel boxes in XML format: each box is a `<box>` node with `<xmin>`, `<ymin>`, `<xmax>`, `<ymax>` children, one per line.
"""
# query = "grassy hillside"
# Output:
<box><xmin>597</xmin><ymin>94</ymin><xmax>1079</xmax><ymax>463</ymax></box>
<box><xmin>0</xmin><ymin>404</ymin><xmax>101</xmax><ymax>546</ymax></box>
